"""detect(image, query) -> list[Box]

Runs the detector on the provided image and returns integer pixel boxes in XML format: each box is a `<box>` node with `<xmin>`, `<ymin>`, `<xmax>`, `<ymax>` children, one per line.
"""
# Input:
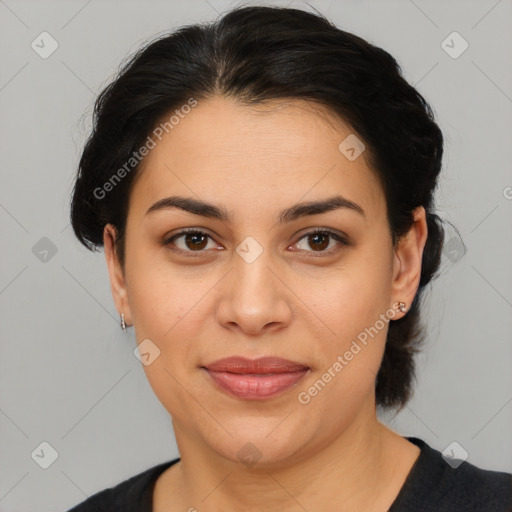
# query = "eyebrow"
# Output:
<box><xmin>145</xmin><ymin>195</ymin><xmax>366</xmax><ymax>223</ymax></box>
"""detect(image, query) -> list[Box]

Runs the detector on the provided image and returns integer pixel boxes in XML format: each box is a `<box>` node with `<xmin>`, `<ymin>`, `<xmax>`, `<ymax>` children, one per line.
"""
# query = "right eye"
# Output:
<box><xmin>163</xmin><ymin>229</ymin><xmax>222</xmax><ymax>256</ymax></box>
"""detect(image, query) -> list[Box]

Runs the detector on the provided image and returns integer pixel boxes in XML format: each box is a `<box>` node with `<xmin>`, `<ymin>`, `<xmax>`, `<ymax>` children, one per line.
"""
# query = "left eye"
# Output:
<box><xmin>164</xmin><ymin>229</ymin><xmax>347</xmax><ymax>256</ymax></box>
<box><xmin>294</xmin><ymin>230</ymin><xmax>347</xmax><ymax>254</ymax></box>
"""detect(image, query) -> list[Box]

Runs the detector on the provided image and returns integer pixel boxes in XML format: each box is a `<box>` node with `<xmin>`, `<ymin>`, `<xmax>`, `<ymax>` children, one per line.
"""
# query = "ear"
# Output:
<box><xmin>390</xmin><ymin>206</ymin><xmax>428</xmax><ymax>318</ymax></box>
<box><xmin>104</xmin><ymin>223</ymin><xmax>132</xmax><ymax>326</ymax></box>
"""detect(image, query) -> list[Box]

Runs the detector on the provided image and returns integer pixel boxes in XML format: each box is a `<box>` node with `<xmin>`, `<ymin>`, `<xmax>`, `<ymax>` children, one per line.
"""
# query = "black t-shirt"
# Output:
<box><xmin>67</xmin><ymin>436</ymin><xmax>512</xmax><ymax>511</ymax></box>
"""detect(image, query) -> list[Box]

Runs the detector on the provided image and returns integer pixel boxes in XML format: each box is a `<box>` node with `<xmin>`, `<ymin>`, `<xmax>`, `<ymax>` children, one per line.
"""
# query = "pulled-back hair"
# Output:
<box><xmin>70</xmin><ymin>5</ymin><xmax>448</xmax><ymax>410</ymax></box>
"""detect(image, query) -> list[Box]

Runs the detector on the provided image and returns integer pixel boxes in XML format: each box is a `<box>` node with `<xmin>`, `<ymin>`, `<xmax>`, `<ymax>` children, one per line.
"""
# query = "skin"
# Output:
<box><xmin>103</xmin><ymin>95</ymin><xmax>427</xmax><ymax>511</ymax></box>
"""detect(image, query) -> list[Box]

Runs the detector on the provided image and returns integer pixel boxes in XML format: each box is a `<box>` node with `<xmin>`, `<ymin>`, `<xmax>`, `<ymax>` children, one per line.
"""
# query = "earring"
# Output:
<box><xmin>120</xmin><ymin>313</ymin><xmax>127</xmax><ymax>332</ymax></box>
<box><xmin>398</xmin><ymin>302</ymin><xmax>407</xmax><ymax>313</ymax></box>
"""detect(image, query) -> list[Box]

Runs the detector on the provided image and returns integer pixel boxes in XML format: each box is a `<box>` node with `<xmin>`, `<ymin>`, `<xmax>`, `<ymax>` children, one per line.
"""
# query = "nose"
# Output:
<box><xmin>215</xmin><ymin>246</ymin><xmax>293</xmax><ymax>336</ymax></box>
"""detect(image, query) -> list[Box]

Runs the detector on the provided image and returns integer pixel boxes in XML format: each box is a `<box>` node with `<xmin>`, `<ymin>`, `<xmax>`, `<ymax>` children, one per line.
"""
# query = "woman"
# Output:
<box><xmin>67</xmin><ymin>5</ymin><xmax>512</xmax><ymax>511</ymax></box>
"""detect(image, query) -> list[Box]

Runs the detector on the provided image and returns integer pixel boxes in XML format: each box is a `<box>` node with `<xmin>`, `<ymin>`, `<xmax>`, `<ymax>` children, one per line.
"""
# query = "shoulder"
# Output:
<box><xmin>66</xmin><ymin>458</ymin><xmax>180</xmax><ymax>512</ymax></box>
<box><xmin>438</xmin><ymin>455</ymin><xmax>512</xmax><ymax>510</ymax></box>
<box><xmin>392</xmin><ymin>437</ymin><xmax>512</xmax><ymax>512</ymax></box>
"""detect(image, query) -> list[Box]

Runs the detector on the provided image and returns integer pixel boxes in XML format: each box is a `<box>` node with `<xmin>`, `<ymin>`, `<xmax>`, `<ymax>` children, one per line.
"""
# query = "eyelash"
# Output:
<box><xmin>162</xmin><ymin>228</ymin><xmax>349</xmax><ymax>258</ymax></box>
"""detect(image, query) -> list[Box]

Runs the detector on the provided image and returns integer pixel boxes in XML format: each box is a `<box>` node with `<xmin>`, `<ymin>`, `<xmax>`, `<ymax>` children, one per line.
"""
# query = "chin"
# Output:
<box><xmin>195</xmin><ymin>414</ymin><xmax>318</xmax><ymax>468</ymax></box>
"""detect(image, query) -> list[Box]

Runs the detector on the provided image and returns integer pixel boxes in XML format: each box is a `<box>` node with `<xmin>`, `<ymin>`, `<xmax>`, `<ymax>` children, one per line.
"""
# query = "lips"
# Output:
<box><xmin>204</xmin><ymin>356</ymin><xmax>308</xmax><ymax>373</ymax></box>
<box><xmin>203</xmin><ymin>357</ymin><xmax>309</xmax><ymax>400</ymax></box>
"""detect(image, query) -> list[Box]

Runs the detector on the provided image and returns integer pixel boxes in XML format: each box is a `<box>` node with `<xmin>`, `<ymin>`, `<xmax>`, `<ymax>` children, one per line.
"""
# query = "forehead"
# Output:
<box><xmin>128</xmin><ymin>95</ymin><xmax>385</xmax><ymax>223</ymax></box>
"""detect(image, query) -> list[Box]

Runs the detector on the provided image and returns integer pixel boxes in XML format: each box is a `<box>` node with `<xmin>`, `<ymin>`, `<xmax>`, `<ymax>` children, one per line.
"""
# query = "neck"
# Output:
<box><xmin>160</xmin><ymin>398</ymin><xmax>416</xmax><ymax>512</ymax></box>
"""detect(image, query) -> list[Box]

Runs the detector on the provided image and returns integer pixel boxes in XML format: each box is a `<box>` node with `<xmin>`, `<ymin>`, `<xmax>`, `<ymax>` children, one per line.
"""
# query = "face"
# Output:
<box><xmin>104</xmin><ymin>95</ymin><xmax>426</xmax><ymax>466</ymax></box>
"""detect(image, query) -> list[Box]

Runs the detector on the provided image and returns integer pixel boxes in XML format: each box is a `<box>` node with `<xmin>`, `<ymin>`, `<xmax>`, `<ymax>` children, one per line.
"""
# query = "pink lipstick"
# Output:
<box><xmin>202</xmin><ymin>356</ymin><xmax>309</xmax><ymax>400</ymax></box>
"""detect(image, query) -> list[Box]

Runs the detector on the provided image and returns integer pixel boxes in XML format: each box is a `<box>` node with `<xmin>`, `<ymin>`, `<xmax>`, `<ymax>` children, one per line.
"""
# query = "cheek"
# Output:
<box><xmin>310</xmin><ymin>250</ymin><xmax>392</xmax><ymax>340</ymax></box>
<box><xmin>124</xmin><ymin>258</ymin><xmax>197</xmax><ymax>402</ymax></box>
<box><xmin>126</xmin><ymin>262</ymin><xmax>203</xmax><ymax>420</ymax></box>
<box><xmin>125</xmin><ymin>245</ymin><xmax>193</xmax><ymax>336</ymax></box>
<box><xmin>301</xmin><ymin>248</ymin><xmax>392</xmax><ymax>407</ymax></box>
<box><xmin>138</xmin><ymin>355</ymin><xmax>199</xmax><ymax>428</ymax></box>
<box><xmin>297</xmin><ymin>281</ymin><xmax>391</xmax><ymax>427</ymax></box>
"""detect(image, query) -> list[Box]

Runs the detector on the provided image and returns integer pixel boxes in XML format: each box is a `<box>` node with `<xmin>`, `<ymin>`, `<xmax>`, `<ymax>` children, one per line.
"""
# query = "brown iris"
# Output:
<box><xmin>307</xmin><ymin>232</ymin><xmax>329</xmax><ymax>251</ymax></box>
<box><xmin>184</xmin><ymin>232</ymin><xmax>208</xmax><ymax>250</ymax></box>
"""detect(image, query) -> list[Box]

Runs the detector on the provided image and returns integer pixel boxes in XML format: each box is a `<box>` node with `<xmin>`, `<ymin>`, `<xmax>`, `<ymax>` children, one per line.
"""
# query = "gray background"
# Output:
<box><xmin>1</xmin><ymin>0</ymin><xmax>511</xmax><ymax>510</ymax></box>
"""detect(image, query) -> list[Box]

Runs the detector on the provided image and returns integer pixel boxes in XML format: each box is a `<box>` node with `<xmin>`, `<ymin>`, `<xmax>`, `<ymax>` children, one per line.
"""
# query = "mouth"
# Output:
<box><xmin>202</xmin><ymin>356</ymin><xmax>310</xmax><ymax>400</ymax></box>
